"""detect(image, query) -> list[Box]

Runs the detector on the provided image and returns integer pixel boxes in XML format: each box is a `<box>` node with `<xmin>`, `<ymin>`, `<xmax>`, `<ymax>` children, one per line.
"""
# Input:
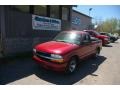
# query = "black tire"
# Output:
<box><xmin>92</xmin><ymin>48</ymin><xmax>100</xmax><ymax>59</ymax></box>
<box><xmin>111</xmin><ymin>39</ymin><xmax>115</xmax><ymax>43</ymax></box>
<box><xmin>65</xmin><ymin>57</ymin><xmax>77</xmax><ymax>74</ymax></box>
<box><xmin>95</xmin><ymin>48</ymin><xmax>100</xmax><ymax>58</ymax></box>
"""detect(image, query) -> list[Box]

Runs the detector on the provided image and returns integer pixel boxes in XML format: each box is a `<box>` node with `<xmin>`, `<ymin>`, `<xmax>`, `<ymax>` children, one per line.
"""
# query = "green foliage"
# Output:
<box><xmin>96</xmin><ymin>18</ymin><xmax>120</xmax><ymax>35</ymax></box>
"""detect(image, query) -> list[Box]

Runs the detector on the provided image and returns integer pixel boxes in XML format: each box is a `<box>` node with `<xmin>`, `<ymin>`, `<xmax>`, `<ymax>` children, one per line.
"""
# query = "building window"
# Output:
<box><xmin>12</xmin><ymin>5</ymin><xmax>30</xmax><ymax>13</ymax></box>
<box><xmin>62</xmin><ymin>7</ymin><xmax>69</xmax><ymax>20</ymax></box>
<box><xmin>34</xmin><ymin>5</ymin><xmax>47</xmax><ymax>16</ymax></box>
<box><xmin>50</xmin><ymin>6</ymin><xmax>59</xmax><ymax>19</ymax></box>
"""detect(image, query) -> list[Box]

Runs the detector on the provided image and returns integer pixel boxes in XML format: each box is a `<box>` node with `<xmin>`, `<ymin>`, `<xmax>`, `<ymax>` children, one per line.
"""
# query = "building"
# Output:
<box><xmin>0</xmin><ymin>5</ymin><xmax>73</xmax><ymax>56</ymax></box>
<box><xmin>72</xmin><ymin>10</ymin><xmax>92</xmax><ymax>30</ymax></box>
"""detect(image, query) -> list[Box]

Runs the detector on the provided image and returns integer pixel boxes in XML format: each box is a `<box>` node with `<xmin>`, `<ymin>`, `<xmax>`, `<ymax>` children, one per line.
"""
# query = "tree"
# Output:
<box><xmin>96</xmin><ymin>18</ymin><xmax>120</xmax><ymax>35</ymax></box>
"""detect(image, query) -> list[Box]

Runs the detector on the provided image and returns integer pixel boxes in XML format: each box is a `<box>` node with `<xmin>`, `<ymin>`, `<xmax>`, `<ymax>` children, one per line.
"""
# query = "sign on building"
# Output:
<box><xmin>72</xmin><ymin>17</ymin><xmax>81</xmax><ymax>25</ymax></box>
<box><xmin>32</xmin><ymin>15</ymin><xmax>61</xmax><ymax>31</ymax></box>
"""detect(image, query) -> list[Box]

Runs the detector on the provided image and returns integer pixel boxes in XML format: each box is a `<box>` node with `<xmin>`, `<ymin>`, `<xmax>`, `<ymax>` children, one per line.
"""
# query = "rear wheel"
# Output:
<box><xmin>95</xmin><ymin>48</ymin><xmax>100</xmax><ymax>57</ymax></box>
<box><xmin>66</xmin><ymin>57</ymin><xmax>77</xmax><ymax>74</ymax></box>
<box><xmin>111</xmin><ymin>39</ymin><xmax>115</xmax><ymax>43</ymax></box>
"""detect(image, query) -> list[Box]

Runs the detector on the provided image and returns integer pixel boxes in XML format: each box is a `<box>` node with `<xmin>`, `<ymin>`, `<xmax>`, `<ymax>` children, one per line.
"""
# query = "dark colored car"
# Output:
<box><xmin>84</xmin><ymin>30</ymin><xmax>110</xmax><ymax>45</ymax></box>
<box><xmin>100</xmin><ymin>32</ymin><xmax>118</xmax><ymax>43</ymax></box>
<box><xmin>33</xmin><ymin>30</ymin><xmax>102</xmax><ymax>74</ymax></box>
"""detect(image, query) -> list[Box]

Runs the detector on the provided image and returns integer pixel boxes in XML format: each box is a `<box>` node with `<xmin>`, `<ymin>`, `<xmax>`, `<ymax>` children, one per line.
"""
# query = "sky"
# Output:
<box><xmin>73</xmin><ymin>5</ymin><xmax>120</xmax><ymax>23</ymax></box>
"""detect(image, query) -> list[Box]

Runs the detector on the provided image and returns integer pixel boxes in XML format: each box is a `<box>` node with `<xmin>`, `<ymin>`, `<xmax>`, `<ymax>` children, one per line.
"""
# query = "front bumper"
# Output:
<box><xmin>103</xmin><ymin>39</ymin><xmax>110</xmax><ymax>45</ymax></box>
<box><xmin>33</xmin><ymin>55</ymin><xmax>67</xmax><ymax>72</ymax></box>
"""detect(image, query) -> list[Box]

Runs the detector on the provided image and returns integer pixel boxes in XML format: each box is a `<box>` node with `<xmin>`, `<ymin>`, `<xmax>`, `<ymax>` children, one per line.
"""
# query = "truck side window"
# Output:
<box><xmin>83</xmin><ymin>34</ymin><xmax>90</xmax><ymax>42</ymax></box>
<box><xmin>86</xmin><ymin>34</ymin><xmax>91</xmax><ymax>42</ymax></box>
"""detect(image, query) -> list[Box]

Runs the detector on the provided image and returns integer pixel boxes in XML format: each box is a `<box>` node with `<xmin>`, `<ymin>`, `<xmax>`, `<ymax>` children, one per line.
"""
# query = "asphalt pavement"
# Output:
<box><xmin>0</xmin><ymin>39</ymin><xmax>120</xmax><ymax>85</ymax></box>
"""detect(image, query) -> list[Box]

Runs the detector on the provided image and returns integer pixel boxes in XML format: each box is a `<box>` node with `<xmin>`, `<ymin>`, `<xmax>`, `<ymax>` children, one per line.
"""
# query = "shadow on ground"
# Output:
<box><xmin>35</xmin><ymin>55</ymin><xmax>106</xmax><ymax>85</ymax></box>
<box><xmin>0</xmin><ymin>55</ymin><xmax>106</xmax><ymax>85</ymax></box>
<box><xmin>0</xmin><ymin>56</ymin><xmax>36</xmax><ymax>85</ymax></box>
<box><xmin>113</xmin><ymin>41</ymin><xmax>119</xmax><ymax>44</ymax></box>
<box><xmin>103</xmin><ymin>44</ymin><xmax>113</xmax><ymax>47</ymax></box>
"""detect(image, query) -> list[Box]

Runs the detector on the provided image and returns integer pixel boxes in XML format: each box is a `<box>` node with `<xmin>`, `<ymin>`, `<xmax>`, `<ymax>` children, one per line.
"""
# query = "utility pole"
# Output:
<box><xmin>89</xmin><ymin>8</ymin><xmax>92</xmax><ymax>17</ymax></box>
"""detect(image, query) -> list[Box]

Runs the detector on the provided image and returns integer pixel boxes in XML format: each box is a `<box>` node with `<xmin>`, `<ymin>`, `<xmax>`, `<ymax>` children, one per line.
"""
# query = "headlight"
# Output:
<box><xmin>51</xmin><ymin>54</ymin><xmax>63</xmax><ymax>63</ymax></box>
<box><xmin>51</xmin><ymin>54</ymin><xmax>63</xmax><ymax>59</ymax></box>
<box><xmin>33</xmin><ymin>48</ymin><xmax>36</xmax><ymax>53</ymax></box>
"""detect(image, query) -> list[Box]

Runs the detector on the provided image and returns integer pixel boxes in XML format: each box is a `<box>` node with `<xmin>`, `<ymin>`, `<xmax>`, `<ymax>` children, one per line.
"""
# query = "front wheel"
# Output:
<box><xmin>66</xmin><ymin>57</ymin><xmax>77</xmax><ymax>74</ymax></box>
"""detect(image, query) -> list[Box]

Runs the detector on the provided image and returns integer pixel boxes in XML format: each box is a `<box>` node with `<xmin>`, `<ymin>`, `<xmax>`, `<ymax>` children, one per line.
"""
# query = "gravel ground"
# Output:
<box><xmin>0</xmin><ymin>39</ymin><xmax>120</xmax><ymax>85</ymax></box>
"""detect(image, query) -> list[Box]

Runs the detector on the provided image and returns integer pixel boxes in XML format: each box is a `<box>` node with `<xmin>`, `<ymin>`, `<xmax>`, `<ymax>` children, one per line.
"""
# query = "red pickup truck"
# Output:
<box><xmin>84</xmin><ymin>30</ymin><xmax>110</xmax><ymax>45</ymax></box>
<box><xmin>33</xmin><ymin>30</ymin><xmax>102</xmax><ymax>74</ymax></box>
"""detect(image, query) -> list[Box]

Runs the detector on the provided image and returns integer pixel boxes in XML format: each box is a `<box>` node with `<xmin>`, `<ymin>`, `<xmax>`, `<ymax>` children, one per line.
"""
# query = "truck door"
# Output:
<box><xmin>84</xmin><ymin>34</ymin><xmax>94</xmax><ymax>56</ymax></box>
<box><xmin>77</xmin><ymin>33</ymin><xmax>93</xmax><ymax>59</ymax></box>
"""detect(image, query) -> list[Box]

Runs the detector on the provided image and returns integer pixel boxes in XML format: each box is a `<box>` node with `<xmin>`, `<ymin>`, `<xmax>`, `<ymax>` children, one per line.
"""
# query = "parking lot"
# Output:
<box><xmin>0</xmin><ymin>39</ymin><xmax>120</xmax><ymax>85</ymax></box>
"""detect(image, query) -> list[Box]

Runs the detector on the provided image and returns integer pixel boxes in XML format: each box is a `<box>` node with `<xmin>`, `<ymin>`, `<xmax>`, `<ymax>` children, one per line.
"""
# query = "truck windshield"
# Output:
<box><xmin>53</xmin><ymin>32</ymin><xmax>81</xmax><ymax>45</ymax></box>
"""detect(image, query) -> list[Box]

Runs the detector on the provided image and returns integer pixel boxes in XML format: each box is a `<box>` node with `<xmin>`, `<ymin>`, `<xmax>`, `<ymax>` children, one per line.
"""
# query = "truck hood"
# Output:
<box><xmin>35</xmin><ymin>41</ymin><xmax>78</xmax><ymax>55</ymax></box>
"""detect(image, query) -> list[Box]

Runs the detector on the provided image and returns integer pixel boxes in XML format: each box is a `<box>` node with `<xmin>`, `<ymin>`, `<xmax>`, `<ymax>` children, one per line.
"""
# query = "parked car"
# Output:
<box><xmin>113</xmin><ymin>33</ymin><xmax>119</xmax><ymax>40</ymax></box>
<box><xmin>100</xmin><ymin>32</ymin><xmax>118</xmax><ymax>43</ymax></box>
<box><xmin>33</xmin><ymin>30</ymin><xmax>102</xmax><ymax>74</ymax></box>
<box><xmin>84</xmin><ymin>30</ymin><xmax>110</xmax><ymax>45</ymax></box>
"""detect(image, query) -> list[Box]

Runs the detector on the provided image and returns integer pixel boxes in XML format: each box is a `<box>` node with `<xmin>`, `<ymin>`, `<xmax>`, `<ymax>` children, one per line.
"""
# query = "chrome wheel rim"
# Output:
<box><xmin>69</xmin><ymin>60</ymin><xmax>76</xmax><ymax>72</ymax></box>
<box><xmin>96</xmin><ymin>50</ymin><xmax>100</xmax><ymax>57</ymax></box>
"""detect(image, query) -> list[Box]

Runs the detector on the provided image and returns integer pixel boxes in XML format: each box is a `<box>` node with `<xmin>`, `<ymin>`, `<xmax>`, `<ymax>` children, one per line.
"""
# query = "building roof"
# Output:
<box><xmin>73</xmin><ymin>10</ymin><xmax>92</xmax><ymax>18</ymax></box>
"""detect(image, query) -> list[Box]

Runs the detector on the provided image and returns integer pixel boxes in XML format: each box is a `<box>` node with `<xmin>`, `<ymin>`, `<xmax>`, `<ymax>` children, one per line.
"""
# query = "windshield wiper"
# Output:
<box><xmin>54</xmin><ymin>40</ymin><xmax>68</xmax><ymax>43</ymax></box>
<box><xmin>54</xmin><ymin>40</ymin><xmax>76</xmax><ymax>45</ymax></box>
<box><xmin>57</xmin><ymin>40</ymin><xmax>68</xmax><ymax>43</ymax></box>
<box><xmin>54</xmin><ymin>40</ymin><xmax>77</xmax><ymax>45</ymax></box>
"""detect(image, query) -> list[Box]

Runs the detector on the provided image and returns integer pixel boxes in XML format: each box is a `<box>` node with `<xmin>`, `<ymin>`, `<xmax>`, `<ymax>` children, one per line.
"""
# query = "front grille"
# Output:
<box><xmin>36</xmin><ymin>54</ymin><xmax>50</xmax><ymax>61</ymax></box>
<box><xmin>35</xmin><ymin>51</ymin><xmax>51</xmax><ymax>61</ymax></box>
<box><xmin>36</xmin><ymin>51</ymin><xmax>51</xmax><ymax>57</ymax></box>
